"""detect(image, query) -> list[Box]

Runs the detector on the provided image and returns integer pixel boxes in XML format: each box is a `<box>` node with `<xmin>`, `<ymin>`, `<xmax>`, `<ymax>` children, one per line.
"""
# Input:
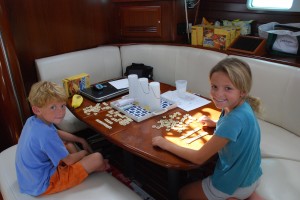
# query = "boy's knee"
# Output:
<box><xmin>92</xmin><ymin>152</ymin><xmax>103</xmax><ymax>162</ymax></box>
<box><xmin>94</xmin><ymin>151</ymin><xmax>102</xmax><ymax>158</ymax></box>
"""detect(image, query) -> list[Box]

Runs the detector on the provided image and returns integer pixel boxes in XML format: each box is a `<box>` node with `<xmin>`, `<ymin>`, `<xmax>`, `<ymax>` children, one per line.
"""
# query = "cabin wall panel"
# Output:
<box><xmin>0</xmin><ymin>0</ymin><xmax>31</xmax><ymax>151</ymax></box>
<box><xmin>3</xmin><ymin>0</ymin><xmax>112</xmax><ymax>94</ymax></box>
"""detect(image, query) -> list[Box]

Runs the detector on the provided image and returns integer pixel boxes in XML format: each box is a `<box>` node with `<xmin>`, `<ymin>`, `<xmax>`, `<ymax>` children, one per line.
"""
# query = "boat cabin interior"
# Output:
<box><xmin>0</xmin><ymin>0</ymin><xmax>300</xmax><ymax>200</ymax></box>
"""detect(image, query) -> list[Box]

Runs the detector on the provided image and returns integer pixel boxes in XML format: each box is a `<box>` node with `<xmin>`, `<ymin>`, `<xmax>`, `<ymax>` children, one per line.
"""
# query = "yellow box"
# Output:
<box><xmin>191</xmin><ymin>26</ymin><xmax>198</xmax><ymax>45</ymax></box>
<box><xmin>214</xmin><ymin>27</ymin><xmax>232</xmax><ymax>50</ymax></box>
<box><xmin>201</xmin><ymin>25</ymin><xmax>237</xmax><ymax>50</ymax></box>
<box><xmin>203</xmin><ymin>26</ymin><xmax>215</xmax><ymax>48</ymax></box>
<box><xmin>62</xmin><ymin>73</ymin><xmax>90</xmax><ymax>97</ymax></box>
<box><xmin>191</xmin><ymin>25</ymin><xmax>204</xmax><ymax>45</ymax></box>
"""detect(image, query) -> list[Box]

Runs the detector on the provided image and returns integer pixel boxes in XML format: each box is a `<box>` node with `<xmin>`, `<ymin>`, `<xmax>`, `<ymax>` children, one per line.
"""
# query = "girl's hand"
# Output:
<box><xmin>152</xmin><ymin>136</ymin><xmax>167</xmax><ymax>150</ymax></box>
<box><xmin>200</xmin><ymin>115</ymin><xmax>216</xmax><ymax>127</ymax></box>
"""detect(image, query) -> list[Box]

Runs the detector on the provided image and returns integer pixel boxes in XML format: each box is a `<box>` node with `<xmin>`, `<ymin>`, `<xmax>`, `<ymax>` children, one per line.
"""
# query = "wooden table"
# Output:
<box><xmin>68</xmin><ymin>83</ymin><xmax>221</xmax><ymax>199</ymax></box>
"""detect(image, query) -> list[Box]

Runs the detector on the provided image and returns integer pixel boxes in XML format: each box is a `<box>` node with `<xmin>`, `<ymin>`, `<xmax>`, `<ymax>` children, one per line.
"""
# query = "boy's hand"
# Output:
<box><xmin>80</xmin><ymin>139</ymin><xmax>93</xmax><ymax>154</ymax></box>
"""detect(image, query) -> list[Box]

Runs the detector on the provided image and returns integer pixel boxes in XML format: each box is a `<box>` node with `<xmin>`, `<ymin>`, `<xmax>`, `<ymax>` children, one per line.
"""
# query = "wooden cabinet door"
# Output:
<box><xmin>120</xmin><ymin>6</ymin><xmax>162</xmax><ymax>38</ymax></box>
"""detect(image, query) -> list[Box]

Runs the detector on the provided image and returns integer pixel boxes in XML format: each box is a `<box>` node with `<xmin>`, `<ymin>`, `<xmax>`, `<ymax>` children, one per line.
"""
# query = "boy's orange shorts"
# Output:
<box><xmin>42</xmin><ymin>161</ymin><xmax>88</xmax><ymax>195</ymax></box>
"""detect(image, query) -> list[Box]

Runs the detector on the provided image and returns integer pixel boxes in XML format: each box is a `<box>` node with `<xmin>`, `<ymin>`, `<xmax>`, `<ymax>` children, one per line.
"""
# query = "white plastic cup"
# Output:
<box><xmin>128</xmin><ymin>74</ymin><xmax>138</xmax><ymax>100</ymax></box>
<box><xmin>148</xmin><ymin>82</ymin><xmax>161</xmax><ymax>111</ymax></box>
<box><xmin>137</xmin><ymin>78</ymin><xmax>149</xmax><ymax>107</ymax></box>
<box><xmin>175</xmin><ymin>80</ymin><xmax>187</xmax><ymax>98</ymax></box>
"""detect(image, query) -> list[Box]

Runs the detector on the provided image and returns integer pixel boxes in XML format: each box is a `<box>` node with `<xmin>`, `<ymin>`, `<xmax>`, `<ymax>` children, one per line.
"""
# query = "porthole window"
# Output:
<box><xmin>247</xmin><ymin>0</ymin><xmax>300</xmax><ymax>12</ymax></box>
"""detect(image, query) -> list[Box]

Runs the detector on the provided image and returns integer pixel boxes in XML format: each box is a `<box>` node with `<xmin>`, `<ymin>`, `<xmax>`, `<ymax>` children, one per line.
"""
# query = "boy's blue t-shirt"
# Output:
<box><xmin>212</xmin><ymin>101</ymin><xmax>262</xmax><ymax>195</ymax></box>
<box><xmin>15</xmin><ymin>116</ymin><xmax>69</xmax><ymax>196</ymax></box>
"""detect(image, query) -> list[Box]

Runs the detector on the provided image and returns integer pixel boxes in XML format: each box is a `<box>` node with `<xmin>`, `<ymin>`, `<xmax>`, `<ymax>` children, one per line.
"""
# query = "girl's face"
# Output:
<box><xmin>210</xmin><ymin>71</ymin><xmax>245</xmax><ymax>114</ymax></box>
<box><xmin>33</xmin><ymin>100</ymin><xmax>66</xmax><ymax>125</ymax></box>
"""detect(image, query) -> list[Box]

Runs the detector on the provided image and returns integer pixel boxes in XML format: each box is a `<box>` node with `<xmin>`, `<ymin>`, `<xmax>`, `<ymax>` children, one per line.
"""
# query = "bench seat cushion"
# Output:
<box><xmin>0</xmin><ymin>145</ymin><xmax>142</xmax><ymax>200</ymax></box>
<box><xmin>259</xmin><ymin>120</ymin><xmax>300</xmax><ymax>162</ymax></box>
<box><xmin>257</xmin><ymin>158</ymin><xmax>300</xmax><ymax>200</ymax></box>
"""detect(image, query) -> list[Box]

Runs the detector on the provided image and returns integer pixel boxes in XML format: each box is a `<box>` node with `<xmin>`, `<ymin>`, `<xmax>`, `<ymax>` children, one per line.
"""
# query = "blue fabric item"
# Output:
<box><xmin>211</xmin><ymin>102</ymin><xmax>262</xmax><ymax>195</ymax></box>
<box><xmin>15</xmin><ymin>116</ymin><xmax>69</xmax><ymax>196</ymax></box>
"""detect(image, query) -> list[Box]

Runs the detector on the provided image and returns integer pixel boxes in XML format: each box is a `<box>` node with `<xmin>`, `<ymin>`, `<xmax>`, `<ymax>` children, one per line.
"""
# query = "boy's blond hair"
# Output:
<box><xmin>28</xmin><ymin>81</ymin><xmax>67</xmax><ymax>107</ymax></box>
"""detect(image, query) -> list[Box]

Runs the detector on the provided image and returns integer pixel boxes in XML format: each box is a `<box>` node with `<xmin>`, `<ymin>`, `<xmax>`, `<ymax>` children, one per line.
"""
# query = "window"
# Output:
<box><xmin>247</xmin><ymin>0</ymin><xmax>300</xmax><ymax>12</ymax></box>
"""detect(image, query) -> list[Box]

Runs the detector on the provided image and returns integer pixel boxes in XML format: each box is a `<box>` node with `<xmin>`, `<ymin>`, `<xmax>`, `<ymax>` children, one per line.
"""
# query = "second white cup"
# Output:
<box><xmin>175</xmin><ymin>80</ymin><xmax>187</xmax><ymax>98</ymax></box>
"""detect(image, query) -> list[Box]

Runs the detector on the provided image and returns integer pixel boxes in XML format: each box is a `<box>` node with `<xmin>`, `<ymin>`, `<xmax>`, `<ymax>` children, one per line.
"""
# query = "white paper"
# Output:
<box><xmin>161</xmin><ymin>91</ymin><xmax>211</xmax><ymax>111</ymax></box>
<box><xmin>109</xmin><ymin>78</ymin><xmax>129</xmax><ymax>89</ymax></box>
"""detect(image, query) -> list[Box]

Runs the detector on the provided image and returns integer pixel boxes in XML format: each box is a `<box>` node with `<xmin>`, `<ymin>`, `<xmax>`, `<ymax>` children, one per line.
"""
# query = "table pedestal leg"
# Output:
<box><xmin>168</xmin><ymin>169</ymin><xmax>180</xmax><ymax>200</ymax></box>
<box><xmin>123</xmin><ymin>150</ymin><xmax>135</xmax><ymax>179</ymax></box>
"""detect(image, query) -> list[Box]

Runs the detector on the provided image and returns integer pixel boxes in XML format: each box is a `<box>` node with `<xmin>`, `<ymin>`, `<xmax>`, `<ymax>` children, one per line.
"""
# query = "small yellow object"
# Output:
<box><xmin>71</xmin><ymin>94</ymin><xmax>83</xmax><ymax>108</ymax></box>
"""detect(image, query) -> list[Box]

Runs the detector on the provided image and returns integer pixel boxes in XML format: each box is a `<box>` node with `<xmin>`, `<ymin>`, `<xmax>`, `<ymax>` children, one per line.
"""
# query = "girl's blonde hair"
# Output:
<box><xmin>28</xmin><ymin>81</ymin><xmax>67</xmax><ymax>107</ymax></box>
<box><xmin>209</xmin><ymin>58</ymin><xmax>262</xmax><ymax>115</ymax></box>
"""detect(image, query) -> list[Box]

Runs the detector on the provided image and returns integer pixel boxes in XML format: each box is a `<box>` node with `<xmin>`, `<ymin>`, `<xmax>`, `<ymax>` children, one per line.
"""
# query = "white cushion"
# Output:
<box><xmin>35</xmin><ymin>46</ymin><xmax>123</xmax><ymax>133</ymax></box>
<box><xmin>257</xmin><ymin>158</ymin><xmax>300</xmax><ymax>200</ymax></box>
<box><xmin>120</xmin><ymin>44</ymin><xmax>178</xmax><ymax>86</ymax></box>
<box><xmin>35</xmin><ymin>46</ymin><xmax>122</xmax><ymax>86</ymax></box>
<box><xmin>259</xmin><ymin>119</ymin><xmax>300</xmax><ymax>161</ymax></box>
<box><xmin>229</xmin><ymin>55</ymin><xmax>300</xmax><ymax>137</ymax></box>
<box><xmin>120</xmin><ymin>45</ymin><xmax>227</xmax><ymax>98</ymax></box>
<box><xmin>0</xmin><ymin>145</ymin><xmax>142</xmax><ymax>200</ymax></box>
<box><xmin>57</xmin><ymin>109</ymin><xmax>87</xmax><ymax>133</ymax></box>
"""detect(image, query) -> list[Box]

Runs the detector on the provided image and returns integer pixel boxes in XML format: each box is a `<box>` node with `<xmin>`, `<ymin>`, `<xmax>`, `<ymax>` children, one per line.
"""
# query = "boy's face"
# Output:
<box><xmin>32</xmin><ymin>100</ymin><xmax>66</xmax><ymax>125</ymax></box>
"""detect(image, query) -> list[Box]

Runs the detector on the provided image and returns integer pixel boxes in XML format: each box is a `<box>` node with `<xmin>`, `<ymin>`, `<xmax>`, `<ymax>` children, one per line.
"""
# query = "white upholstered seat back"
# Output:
<box><xmin>35</xmin><ymin>46</ymin><xmax>123</xmax><ymax>133</ymax></box>
<box><xmin>35</xmin><ymin>46</ymin><xmax>122</xmax><ymax>86</ymax></box>
<box><xmin>120</xmin><ymin>44</ymin><xmax>227</xmax><ymax>98</ymax></box>
<box><xmin>229</xmin><ymin>55</ymin><xmax>300</xmax><ymax>137</ymax></box>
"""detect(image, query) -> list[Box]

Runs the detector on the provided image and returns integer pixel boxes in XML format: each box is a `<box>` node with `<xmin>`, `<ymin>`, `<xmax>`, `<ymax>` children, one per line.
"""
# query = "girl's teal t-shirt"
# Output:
<box><xmin>212</xmin><ymin>101</ymin><xmax>262</xmax><ymax>195</ymax></box>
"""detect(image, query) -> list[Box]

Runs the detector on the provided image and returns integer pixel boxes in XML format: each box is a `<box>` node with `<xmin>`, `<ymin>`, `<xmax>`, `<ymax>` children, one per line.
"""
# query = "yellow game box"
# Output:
<box><xmin>192</xmin><ymin>24</ymin><xmax>239</xmax><ymax>50</ymax></box>
<box><xmin>191</xmin><ymin>25</ymin><xmax>204</xmax><ymax>45</ymax></box>
<box><xmin>62</xmin><ymin>73</ymin><xmax>90</xmax><ymax>97</ymax></box>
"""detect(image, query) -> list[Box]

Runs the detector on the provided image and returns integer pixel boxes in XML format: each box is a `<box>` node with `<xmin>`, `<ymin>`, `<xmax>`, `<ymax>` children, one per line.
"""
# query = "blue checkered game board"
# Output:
<box><xmin>124</xmin><ymin>99</ymin><xmax>173</xmax><ymax>118</ymax></box>
<box><xmin>110</xmin><ymin>98</ymin><xmax>177</xmax><ymax>122</ymax></box>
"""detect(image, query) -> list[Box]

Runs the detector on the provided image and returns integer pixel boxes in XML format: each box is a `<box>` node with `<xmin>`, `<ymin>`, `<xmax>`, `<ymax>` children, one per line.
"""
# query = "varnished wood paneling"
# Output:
<box><xmin>4</xmin><ymin>0</ymin><xmax>112</xmax><ymax>94</ymax></box>
<box><xmin>3</xmin><ymin>0</ymin><xmax>300</xmax><ymax>96</ymax></box>
<box><xmin>120</xmin><ymin>6</ymin><xmax>162</xmax><ymax>38</ymax></box>
<box><xmin>113</xmin><ymin>1</ymin><xmax>175</xmax><ymax>42</ymax></box>
<box><xmin>0</xmin><ymin>0</ymin><xmax>31</xmax><ymax>151</ymax></box>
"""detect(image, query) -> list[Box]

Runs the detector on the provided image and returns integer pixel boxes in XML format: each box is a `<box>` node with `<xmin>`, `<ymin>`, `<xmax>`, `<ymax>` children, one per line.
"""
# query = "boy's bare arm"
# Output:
<box><xmin>57</xmin><ymin>130</ymin><xmax>84</xmax><ymax>143</ymax></box>
<box><xmin>57</xmin><ymin>130</ymin><xmax>93</xmax><ymax>153</ymax></box>
<box><xmin>62</xmin><ymin>150</ymin><xmax>88</xmax><ymax>165</ymax></box>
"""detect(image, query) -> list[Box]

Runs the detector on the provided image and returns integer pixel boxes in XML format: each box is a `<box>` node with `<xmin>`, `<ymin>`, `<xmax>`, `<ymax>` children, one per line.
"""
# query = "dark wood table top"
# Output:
<box><xmin>68</xmin><ymin>83</ymin><xmax>221</xmax><ymax>170</ymax></box>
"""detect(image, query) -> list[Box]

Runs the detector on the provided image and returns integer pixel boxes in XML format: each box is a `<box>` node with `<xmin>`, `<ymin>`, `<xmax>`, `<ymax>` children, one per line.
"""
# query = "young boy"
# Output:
<box><xmin>15</xmin><ymin>81</ymin><xmax>110</xmax><ymax>196</ymax></box>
